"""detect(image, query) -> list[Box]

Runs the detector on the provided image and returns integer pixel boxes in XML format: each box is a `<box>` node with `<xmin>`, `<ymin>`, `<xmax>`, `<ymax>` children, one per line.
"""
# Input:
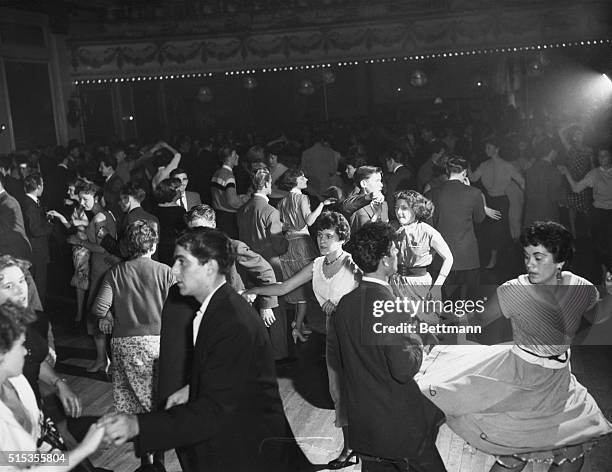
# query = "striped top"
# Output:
<box><xmin>211</xmin><ymin>165</ymin><xmax>239</xmax><ymax>213</ymax></box>
<box><xmin>497</xmin><ymin>272</ymin><xmax>598</xmax><ymax>356</ymax></box>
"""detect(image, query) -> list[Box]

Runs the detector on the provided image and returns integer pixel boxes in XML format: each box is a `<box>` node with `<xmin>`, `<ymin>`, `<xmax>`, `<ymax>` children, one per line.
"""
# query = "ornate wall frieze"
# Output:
<box><xmin>69</xmin><ymin>3</ymin><xmax>610</xmax><ymax>80</ymax></box>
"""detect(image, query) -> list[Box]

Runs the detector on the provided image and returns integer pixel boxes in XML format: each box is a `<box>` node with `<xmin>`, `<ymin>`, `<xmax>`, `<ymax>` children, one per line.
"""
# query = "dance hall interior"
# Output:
<box><xmin>0</xmin><ymin>1</ymin><xmax>611</xmax><ymax>471</ymax></box>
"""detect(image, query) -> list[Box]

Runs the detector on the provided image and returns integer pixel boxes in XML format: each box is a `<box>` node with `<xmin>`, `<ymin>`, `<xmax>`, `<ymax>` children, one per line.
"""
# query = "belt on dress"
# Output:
<box><xmin>396</xmin><ymin>266</ymin><xmax>428</xmax><ymax>277</ymax></box>
<box><xmin>517</xmin><ymin>345</ymin><xmax>569</xmax><ymax>363</ymax></box>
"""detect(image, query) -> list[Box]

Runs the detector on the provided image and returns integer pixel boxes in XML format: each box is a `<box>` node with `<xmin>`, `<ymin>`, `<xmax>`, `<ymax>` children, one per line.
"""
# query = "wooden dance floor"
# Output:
<box><xmin>51</xmin><ymin>324</ymin><xmax>612</xmax><ymax>472</ymax></box>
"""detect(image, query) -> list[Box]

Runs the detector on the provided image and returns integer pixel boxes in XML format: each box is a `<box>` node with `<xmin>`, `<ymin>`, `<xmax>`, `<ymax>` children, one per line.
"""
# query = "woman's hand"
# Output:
<box><xmin>80</xmin><ymin>423</ymin><xmax>106</xmax><ymax>455</ymax></box>
<box><xmin>57</xmin><ymin>381</ymin><xmax>82</xmax><ymax>417</ymax></box>
<box><xmin>322</xmin><ymin>300</ymin><xmax>336</xmax><ymax>316</ymax></box>
<box><xmin>98</xmin><ymin>317</ymin><xmax>113</xmax><ymax>335</ymax></box>
<box><xmin>165</xmin><ymin>385</ymin><xmax>190</xmax><ymax>409</ymax></box>
<box><xmin>484</xmin><ymin>206</ymin><xmax>502</xmax><ymax>220</ymax></box>
<box><xmin>47</xmin><ymin>210</ymin><xmax>67</xmax><ymax>225</ymax></box>
<box><xmin>323</xmin><ymin>198</ymin><xmax>337</xmax><ymax>206</ymax></box>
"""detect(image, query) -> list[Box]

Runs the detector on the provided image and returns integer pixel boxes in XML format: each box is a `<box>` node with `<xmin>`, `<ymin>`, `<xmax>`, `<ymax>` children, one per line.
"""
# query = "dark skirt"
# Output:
<box><xmin>482</xmin><ymin>194</ymin><xmax>511</xmax><ymax>252</ymax></box>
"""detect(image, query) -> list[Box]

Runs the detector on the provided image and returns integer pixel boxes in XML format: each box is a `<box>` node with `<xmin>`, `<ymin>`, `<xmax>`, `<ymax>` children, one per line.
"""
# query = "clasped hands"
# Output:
<box><xmin>95</xmin><ymin>384</ymin><xmax>190</xmax><ymax>446</ymax></box>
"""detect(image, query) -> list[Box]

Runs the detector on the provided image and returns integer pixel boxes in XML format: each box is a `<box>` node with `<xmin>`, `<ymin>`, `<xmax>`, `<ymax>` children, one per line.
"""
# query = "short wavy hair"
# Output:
<box><xmin>353</xmin><ymin>165</ymin><xmax>381</xmax><ymax>187</ymax></box>
<box><xmin>126</xmin><ymin>220</ymin><xmax>159</xmax><ymax>258</ymax></box>
<box><xmin>184</xmin><ymin>204</ymin><xmax>216</xmax><ymax>227</ymax></box>
<box><xmin>316</xmin><ymin>211</ymin><xmax>350</xmax><ymax>242</ymax></box>
<box><xmin>154</xmin><ymin>177</ymin><xmax>181</xmax><ymax>204</ymax></box>
<box><xmin>251</xmin><ymin>168</ymin><xmax>271</xmax><ymax>191</ymax></box>
<box><xmin>393</xmin><ymin>190</ymin><xmax>434</xmax><ymax>221</ymax></box>
<box><xmin>75</xmin><ymin>181</ymin><xmax>102</xmax><ymax>198</ymax></box>
<box><xmin>277</xmin><ymin>168</ymin><xmax>304</xmax><ymax>191</ymax></box>
<box><xmin>120</xmin><ymin>180</ymin><xmax>147</xmax><ymax>203</ymax></box>
<box><xmin>0</xmin><ymin>302</ymin><xmax>31</xmax><ymax>355</ymax></box>
<box><xmin>351</xmin><ymin>222</ymin><xmax>398</xmax><ymax>273</ymax></box>
<box><xmin>175</xmin><ymin>227</ymin><xmax>235</xmax><ymax>276</ymax></box>
<box><xmin>520</xmin><ymin>221</ymin><xmax>574</xmax><ymax>264</ymax></box>
<box><xmin>0</xmin><ymin>255</ymin><xmax>32</xmax><ymax>278</ymax></box>
<box><xmin>23</xmin><ymin>173</ymin><xmax>43</xmax><ymax>193</ymax></box>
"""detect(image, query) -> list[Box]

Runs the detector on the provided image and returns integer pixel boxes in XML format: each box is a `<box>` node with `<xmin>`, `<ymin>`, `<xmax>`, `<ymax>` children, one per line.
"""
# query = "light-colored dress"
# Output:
<box><xmin>416</xmin><ymin>272</ymin><xmax>612</xmax><ymax>462</ymax></box>
<box><xmin>312</xmin><ymin>254</ymin><xmax>359</xmax><ymax>427</ymax></box>
<box><xmin>0</xmin><ymin>375</ymin><xmax>41</xmax><ymax>452</ymax></box>
<box><xmin>277</xmin><ymin>190</ymin><xmax>319</xmax><ymax>303</ymax></box>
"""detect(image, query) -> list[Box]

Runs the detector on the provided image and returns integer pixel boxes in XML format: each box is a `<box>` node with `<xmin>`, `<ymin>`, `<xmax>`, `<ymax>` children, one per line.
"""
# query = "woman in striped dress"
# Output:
<box><xmin>417</xmin><ymin>221</ymin><xmax>612</xmax><ymax>472</ymax></box>
<box><xmin>277</xmin><ymin>168</ymin><xmax>334</xmax><ymax>342</ymax></box>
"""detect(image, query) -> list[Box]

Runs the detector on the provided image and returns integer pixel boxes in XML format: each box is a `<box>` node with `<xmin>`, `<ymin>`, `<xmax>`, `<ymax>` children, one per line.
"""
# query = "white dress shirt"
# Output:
<box><xmin>192</xmin><ymin>281</ymin><xmax>226</xmax><ymax>346</ymax></box>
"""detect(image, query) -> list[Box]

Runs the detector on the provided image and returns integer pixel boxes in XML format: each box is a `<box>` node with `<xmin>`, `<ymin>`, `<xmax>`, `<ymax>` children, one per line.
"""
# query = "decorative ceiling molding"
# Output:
<box><xmin>69</xmin><ymin>3</ymin><xmax>610</xmax><ymax>80</ymax></box>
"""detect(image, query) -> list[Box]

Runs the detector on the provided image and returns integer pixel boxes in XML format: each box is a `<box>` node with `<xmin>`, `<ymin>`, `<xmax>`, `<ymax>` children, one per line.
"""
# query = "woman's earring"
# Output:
<box><xmin>556</xmin><ymin>267</ymin><xmax>563</xmax><ymax>281</ymax></box>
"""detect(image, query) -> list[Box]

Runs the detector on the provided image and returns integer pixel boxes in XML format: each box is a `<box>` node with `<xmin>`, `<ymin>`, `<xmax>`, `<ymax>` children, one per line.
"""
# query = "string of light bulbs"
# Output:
<box><xmin>72</xmin><ymin>38</ymin><xmax>611</xmax><ymax>86</ymax></box>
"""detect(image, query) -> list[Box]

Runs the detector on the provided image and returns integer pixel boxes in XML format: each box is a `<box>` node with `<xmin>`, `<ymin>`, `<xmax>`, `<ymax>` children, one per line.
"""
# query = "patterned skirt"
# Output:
<box><xmin>279</xmin><ymin>234</ymin><xmax>318</xmax><ymax>303</ymax></box>
<box><xmin>416</xmin><ymin>345</ymin><xmax>612</xmax><ymax>462</ymax></box>
<box><xmin>111</xmin><ymin>336</ymin><xmax>160</xmax><ymax>415</ymax></box>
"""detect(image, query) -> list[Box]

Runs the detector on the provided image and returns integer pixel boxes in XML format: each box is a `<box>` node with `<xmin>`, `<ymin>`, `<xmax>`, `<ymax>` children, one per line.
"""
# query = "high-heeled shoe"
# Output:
<box><xmin>86</xmin><ymin>358</ymin><xmax>110</xmax><ymax>373</ymax></box>
<box><xmin>327</xmin><ymin>450</ymin><xmax>359</xmax><ymax>469</ymax></box>
<box><xmin>291</xmin><ymin>322</ymin><xmax>308</xmax><ymax>343</ymax></box>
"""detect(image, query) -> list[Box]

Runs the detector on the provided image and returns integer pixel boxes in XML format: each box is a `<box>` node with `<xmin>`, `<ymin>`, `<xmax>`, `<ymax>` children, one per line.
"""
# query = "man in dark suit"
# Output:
<box><xmin>42</xmin><ymin>146</ymin><xmax>78</xmax><ymax>211</ymax></box>
<box><xmin>100</xmin><ymin>228</ymin><xmax>293</xmax><ymax>472</ymax></box>
<box><xmin>328</xmin><ymin>222</ymin><xmax>446</xmax><ymax>471</ymax></box>
<box><xmin>346</xmin><ymin>166</ymin><xmax>389</xmax><ymax>234</ymax></box>
<box><xmin>156</xmin><ymin>204</ymin><xmax>281</xmax><ymax>409</ymax></box>
<box><xmin>237</xmin><ymin>169</ymin><xmax>288</xmax><ymax>360</ymax></box>
<box><xmin>170</xmin><ymin>167</ymin><xmax>202</xmax><ymax>210</ymax></box>
<box><xmin>99</xmin><ymin>181</ymin><xmax>160</xmax><ymax>259</ymax></box>
<box><xmin>98</xmin><ymin>153</ymin><xmax>125</xmax><ymax>225</ymax></box>
<box><xmin>21</xmin><ymin>173</ymin><xmax>53</xmax><ymax>301</ymax></box>
<box><xmin>384</xmin><ymin>151</ymin><xmax>415</xmax><ymax>218</ymax></box>
<box><xmin>428</xmin><ymin>157</ymin><xmax>486</xmax><ymax>301</ymax></box>
<box><xmin>0</xmin><ymin>178</ymin><xmax>32</xmax><ymax>261</ymax></box>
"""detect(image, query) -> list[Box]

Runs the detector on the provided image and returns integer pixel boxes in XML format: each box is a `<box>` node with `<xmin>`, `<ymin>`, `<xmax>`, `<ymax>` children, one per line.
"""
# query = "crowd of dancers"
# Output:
<box><xmin>0</xmin><ymin>110</ymin><xmax>611</xmax><ymax>472</ymax></box>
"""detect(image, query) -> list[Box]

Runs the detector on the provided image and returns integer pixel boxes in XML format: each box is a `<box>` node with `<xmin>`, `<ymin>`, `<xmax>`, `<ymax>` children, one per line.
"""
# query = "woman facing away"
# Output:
<box><xmin>276</xmin><ymin>168</ymin><xmax>335</xmax><ymax>342</ymax></box>
<box><xmin>92</xmin><ymin>220</ymin><xmax>175</xmax><ymax>470</ymax></box>
<box><xmin>417</xmin><ymin>221</ymin><xmax>612</xmax><ymax>472</ymax></box>
<box><xmin>245</xmin><ymin>211</ymin><xmax>361</xmax><ymax>469</ymax></box>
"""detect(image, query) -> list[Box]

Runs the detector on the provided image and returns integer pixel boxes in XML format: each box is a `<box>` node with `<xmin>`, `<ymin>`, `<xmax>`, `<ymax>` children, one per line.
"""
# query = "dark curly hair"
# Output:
<box><xmin>316</xmin><ymin>211</ymin><xmax>350</xmax><ymax>242</ymax></box>
<box><xmin>126</xmin><ymin>220</ymin><xmax>159</xmax><ymax>258</ymax></box>
<box><xmin>154</xmin><ymin>177</ymin><xmax>181</xmax><ymax>204</ymax></box>
<box><xmin>277</xmin><ymin>168</ymin><xmax>304</xmax><ymax>191</ymax></box>
<box><xmin>0</xmin><ymin>302</ymin><xmax>32</xmax><ymax>355</ymax></box>
<box><xmin>75</xmin><ymin>181</ymin><xmax>102</xmax><ymax>199</ymax></box>
<box><xmin>120</xmin><ymin>180</ymin><xmax>148</xmax><ymax>203</ymax></box>
<box><xmin>351</xmin><ymin>222</ymin><xmax>398</xmax><ymax>273</ymax></box>
<box><xmin>175</xmin><ymin>227</ymin><xmax>236</xmax><ymax>276</ymax></box>
<box><xmin>393</xmin><ymin>190</ymin><xmax>434</xmax><ymax>222</ymax></box>
<box><xmin>520</xmin><ymin>221</ymin><xmax>574</xmax><ymax>264</ymax></box>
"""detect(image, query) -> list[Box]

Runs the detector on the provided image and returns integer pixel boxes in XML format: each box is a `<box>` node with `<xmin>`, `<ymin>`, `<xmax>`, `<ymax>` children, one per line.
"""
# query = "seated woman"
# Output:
<box><xmin>417</xmin><ymin>221</ymin><xmax>612</xmax><ymax>472</ymax></box>
<box><xmin>0</xmin><ymin>302</ymin><xmax>104</xmax><ymax>471</ymax></box>
<box><xmin>245</xmin><ymin>211</ymin><xmax>361</xmax><ymax>469</ymax></box>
